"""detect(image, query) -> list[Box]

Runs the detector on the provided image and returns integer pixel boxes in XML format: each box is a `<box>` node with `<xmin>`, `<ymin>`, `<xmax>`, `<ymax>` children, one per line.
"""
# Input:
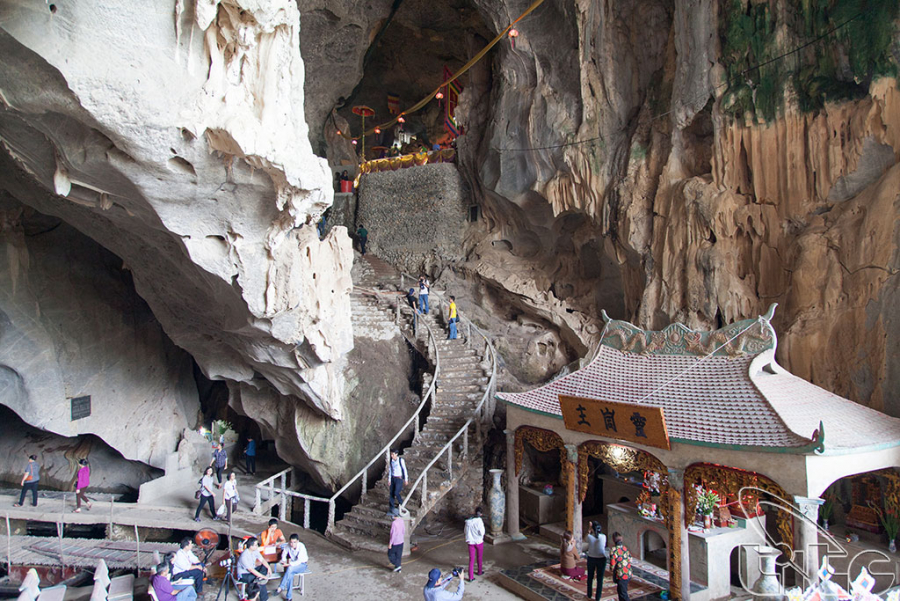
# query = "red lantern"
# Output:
<box><xmin>397</xmin><ymin>115</ymin><xmax>405</xmax><ymax>123</ymax></box>
<box><xmin>436</xmin><ymin>90</ymin><xmax>444</xmax><ymax>100</ymax></box>
<box><xmin>509</xmin><ymin>28</ymin><xmax>519</xmax><ymax>49</ymax></box>
<box><xmin>336</xmin><ymin>130</ymin><xmax>342</xmax><ymax>136</ymax></box>
<box><xmin>374</xmin><ymin>127</ymin><xmax>381</xmax><ymax>134</ymax></box>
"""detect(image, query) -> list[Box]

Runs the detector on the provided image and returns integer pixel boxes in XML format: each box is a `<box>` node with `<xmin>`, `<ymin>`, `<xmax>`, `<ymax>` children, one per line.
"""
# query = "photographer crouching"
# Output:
<box><xmin>423</xmin><ymin>567</ymin><xmax>466</xmax><ymax>600</ymax></box>
<box><xmin>237</xmin><ymin>537</ymin><xmax>273</xmax><ymax>601</ymax></box>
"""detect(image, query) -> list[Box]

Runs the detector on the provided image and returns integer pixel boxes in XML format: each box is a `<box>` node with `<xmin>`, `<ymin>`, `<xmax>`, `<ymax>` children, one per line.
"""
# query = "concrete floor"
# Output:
<box><xmin>193</xmin><ymin>523</ymin><xmax>561</xmax><ymax>601</ymax></box>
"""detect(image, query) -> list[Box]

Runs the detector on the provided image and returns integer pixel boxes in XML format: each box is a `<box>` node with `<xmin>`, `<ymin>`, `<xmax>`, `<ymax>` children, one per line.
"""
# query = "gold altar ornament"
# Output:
<box><xmin>559</xmin><ymin>395</ymin><xmax>670</xmax><ymax>450</ymax></box>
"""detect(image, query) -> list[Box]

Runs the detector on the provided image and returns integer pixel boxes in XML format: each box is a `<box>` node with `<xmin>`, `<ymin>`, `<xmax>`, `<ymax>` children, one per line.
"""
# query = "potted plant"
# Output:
<box><xmin>871</xmin><ymin>503</ymin><xmax>899</xmax><ymax>552</ymax></box>
<box><xmin>697</xmin><ymin>489</ymin><xmax>720</xmax><ymax>530</ymax></box>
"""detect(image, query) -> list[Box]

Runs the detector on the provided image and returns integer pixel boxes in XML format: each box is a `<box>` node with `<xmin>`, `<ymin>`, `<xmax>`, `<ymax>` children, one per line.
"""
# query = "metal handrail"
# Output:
<box><xmin>398</xmin><ymin>294</ymin><xmax>498</xmax><ymax>520</ymax></box>
<box><xmin>253</xmin><ymin>289</ymin><xmax>440</xmax><ymax>532</ymax></box>
<box><xmin>323</xmin><ymin>290</ymin><xmax>440</xmax><ymax>531</ymax></box>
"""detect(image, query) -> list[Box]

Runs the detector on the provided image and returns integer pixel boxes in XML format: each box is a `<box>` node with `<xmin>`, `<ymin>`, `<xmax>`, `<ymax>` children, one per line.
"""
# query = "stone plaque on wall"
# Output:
<box><xmin>70</xmin><ymin>396</ymin><xmax>91</xmax><ymax>421</ymax></box>
<box><xmin>559</xmin><ymin>395</ymin><xmax>670</xmax><ymax>450</ymax></box>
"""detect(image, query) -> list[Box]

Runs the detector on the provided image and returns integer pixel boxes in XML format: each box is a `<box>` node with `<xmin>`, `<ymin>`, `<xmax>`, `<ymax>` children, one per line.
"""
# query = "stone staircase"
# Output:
<box><xmin>328</xmin><ymin>256</ymin><xmax>490</xmax><ymax>552</ymax></box>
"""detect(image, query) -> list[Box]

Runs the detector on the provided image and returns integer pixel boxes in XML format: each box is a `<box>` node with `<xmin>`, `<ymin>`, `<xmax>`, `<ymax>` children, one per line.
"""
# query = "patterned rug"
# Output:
<box><xmin>529</xmin><ymin>559</ymin><xmax>662</xmax><ymax>601</ymax></box>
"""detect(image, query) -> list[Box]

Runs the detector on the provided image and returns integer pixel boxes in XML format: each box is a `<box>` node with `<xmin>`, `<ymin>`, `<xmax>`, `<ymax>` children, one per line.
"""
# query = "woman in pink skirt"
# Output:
<box><xmin>74</xmin><ymin>458</ymin><xmax>92</xmax><ymax>512</ymax></box>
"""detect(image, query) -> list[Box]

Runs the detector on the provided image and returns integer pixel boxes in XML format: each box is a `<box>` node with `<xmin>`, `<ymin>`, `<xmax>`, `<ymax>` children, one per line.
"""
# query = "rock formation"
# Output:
<box><xmin>0</xmin><ymin>0</ymin><xmax>365</xmax><ymax>483</ymax></box>
<box><xmin>313</xmin><ymin>0</ymin><xmax>899</xmax><ymax>416</ymax></box>
<box><xmin>0</xmin><ymin>196</ymin><xmax>199</xmax><ymax>468</ymax></box>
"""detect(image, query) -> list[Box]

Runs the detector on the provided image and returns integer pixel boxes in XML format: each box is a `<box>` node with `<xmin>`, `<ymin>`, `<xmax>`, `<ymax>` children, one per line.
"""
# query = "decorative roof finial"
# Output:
<box><xmin>762</xmin><ymin>303</ymin><xmax>778</xmax><ymax>322</ymax></box>
<box><xmin>601</xmin><ymin>309</ymin><xmax>611</xmax><ymax>324</ymax></box>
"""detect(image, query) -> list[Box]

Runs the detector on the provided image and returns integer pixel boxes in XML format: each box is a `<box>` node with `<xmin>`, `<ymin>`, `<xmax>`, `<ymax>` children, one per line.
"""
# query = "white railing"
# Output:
<box><xmin>398</xmin><ymin>296</ymin><xmax>498</xmax><ymax>521</ymax></box>
<box><xmin>253</xmin><ymin>288</ymin><xmax>440</xmax><ymax>533</ymax></box>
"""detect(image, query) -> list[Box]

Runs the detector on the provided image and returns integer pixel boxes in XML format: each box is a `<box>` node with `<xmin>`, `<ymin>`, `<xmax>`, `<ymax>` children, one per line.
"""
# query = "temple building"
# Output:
<box><xmin>497</xmin><ymin>305</ymin><xmax>900</xmax><ymax>601</ymax></box>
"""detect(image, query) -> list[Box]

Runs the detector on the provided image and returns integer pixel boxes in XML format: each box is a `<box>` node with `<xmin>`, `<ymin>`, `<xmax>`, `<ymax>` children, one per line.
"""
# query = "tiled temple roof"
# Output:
<box><xmin>498</xmin><ymin>309</ymin><xmax>900</xmax><ymax>452</ymax></box>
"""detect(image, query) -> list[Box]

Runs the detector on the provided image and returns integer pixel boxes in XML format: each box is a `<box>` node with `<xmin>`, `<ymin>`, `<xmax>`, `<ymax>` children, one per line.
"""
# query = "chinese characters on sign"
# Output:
<box><xmin>559</xmin><ymin>395</ymin><xmax>670</xmax><ymax>450</ymax></box>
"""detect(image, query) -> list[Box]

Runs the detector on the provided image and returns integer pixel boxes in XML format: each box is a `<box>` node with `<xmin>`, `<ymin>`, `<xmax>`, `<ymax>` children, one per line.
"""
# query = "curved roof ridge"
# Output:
<box><xmin>598</xmin><ymin>304</ymin><xmax>779</xmax><ymax>359</ymax></box>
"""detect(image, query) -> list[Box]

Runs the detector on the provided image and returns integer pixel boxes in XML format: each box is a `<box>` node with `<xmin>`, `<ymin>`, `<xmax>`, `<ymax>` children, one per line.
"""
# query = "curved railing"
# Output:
<box><xmin>324</xmin><ymin>289</ymin><xmax>441</xmax><ymax>531</ymax></box>
<box><xmin>253</xmin><ymin>287</ymin><xmax>441</xmax><ymax>533</ymax></box>
<box><xmin>398</xmin><ymin>288</ymin><xmax>498</xmax><ymax>521</ymax></box>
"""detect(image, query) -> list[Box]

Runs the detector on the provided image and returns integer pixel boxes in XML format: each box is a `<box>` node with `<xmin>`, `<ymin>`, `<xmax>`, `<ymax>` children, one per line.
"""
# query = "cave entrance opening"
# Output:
<box><xmin>333</xmin><ymin>0</ymin><xmax>493</xmax><ymax>161</ymax></box>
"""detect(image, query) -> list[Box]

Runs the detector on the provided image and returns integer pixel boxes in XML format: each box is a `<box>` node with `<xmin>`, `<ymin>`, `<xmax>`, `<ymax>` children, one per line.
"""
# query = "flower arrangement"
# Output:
<box><xmin>697</xmin><ymin>488</ymin><xmax>721</xmax><ymax>517</ymax></box>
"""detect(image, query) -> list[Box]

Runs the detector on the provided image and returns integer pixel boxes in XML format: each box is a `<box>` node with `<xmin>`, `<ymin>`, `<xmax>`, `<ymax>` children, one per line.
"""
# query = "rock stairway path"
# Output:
<box><xmin>329</xmin><ymin>256</ymin><xmax>489</xmax><ymax>552</ymax></box>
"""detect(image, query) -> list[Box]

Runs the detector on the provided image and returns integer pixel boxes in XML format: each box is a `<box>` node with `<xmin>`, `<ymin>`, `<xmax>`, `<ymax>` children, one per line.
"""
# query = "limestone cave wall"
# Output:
<box><xmin>309</xmin><ymin>0</ymin><xmax>900</xmax><ymax>415</ymax></box>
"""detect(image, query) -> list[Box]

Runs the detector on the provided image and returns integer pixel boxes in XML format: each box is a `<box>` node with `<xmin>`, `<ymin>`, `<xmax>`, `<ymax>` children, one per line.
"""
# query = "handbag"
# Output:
<box><xmin>195</xmin><ymin>489</ymin><xmax>202</xmax><ymax>500</ymax></box>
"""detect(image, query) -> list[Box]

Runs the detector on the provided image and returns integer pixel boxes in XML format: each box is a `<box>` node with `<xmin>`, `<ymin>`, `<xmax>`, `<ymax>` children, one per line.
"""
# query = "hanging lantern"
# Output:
<box><xmin>509</xmin><ymin>28</ymin><xmax>519</xmax><ymax>49</ymax></box>
<box><xmin>336</xmin><ymin>130</ymin><xmax>342</xmax><ymax>136</ymax></box>
<box><xmin>436</xmin><ymin>89</ymin><xmax>444</xmax><ymax>100</ymax></box>
<box><xmin>397</xmin><ymin>115</ymin><xmax>405</xmax><ymax>123</ymax></box>
<box><xmin>351</xmin><ymin>139</ymin><xmax>358</xmax><ymax>145</ymax></box>
<box><xmin>374</xmin><ymin>127</ymin><xmax>381</xmax><ymax>134</ymax></box>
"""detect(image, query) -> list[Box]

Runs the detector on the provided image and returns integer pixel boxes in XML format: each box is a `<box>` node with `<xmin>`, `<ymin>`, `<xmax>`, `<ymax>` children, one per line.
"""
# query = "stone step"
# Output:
<box><xmin>329</xmin><ymin>525</ymin><xmax>390</xmax><ymax>553</ymax></box>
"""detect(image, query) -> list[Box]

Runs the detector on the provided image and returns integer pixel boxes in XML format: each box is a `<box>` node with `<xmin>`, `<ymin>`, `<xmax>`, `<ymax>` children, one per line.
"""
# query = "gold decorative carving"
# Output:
<box><xmin>514</xmin><ymin>426</ymin><xmax>565</xmax><ymax>477</ymax></box>
<box><xmin>577</xmin><ymin>441</ymin><xmax>669</xmax><ymax>526</ymax></box>
<box><xmin>684</xmin><ymin>463</ymin><xmax>792</xmax><ymax>550</ymax></box>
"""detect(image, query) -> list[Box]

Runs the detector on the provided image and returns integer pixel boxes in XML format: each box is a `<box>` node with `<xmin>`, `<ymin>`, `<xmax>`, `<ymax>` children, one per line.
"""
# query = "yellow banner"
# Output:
<box><xmin>559</xmin><ymin>395</ymin><xmax>670</xmax><ymax>450</ymax></box>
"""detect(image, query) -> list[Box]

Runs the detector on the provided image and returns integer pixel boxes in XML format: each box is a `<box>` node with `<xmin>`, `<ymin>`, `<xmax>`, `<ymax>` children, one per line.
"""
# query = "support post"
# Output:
<box><xmin>327</xmin><ymin>500</ymin><xmax>336</xmax><ymax>533</ymax></box>
<box><xmin>421</xmin><ymin>472</ymin><xmax>428</xmax><ymax>508</ymax></box>
<box><xmin>504</xmin><ymin>429</ymin><xmax>524</xmax><ymax>540</ymax></box>
<box><xmin>134</xmin><ymin>525</ymin><xmax>140</xmax><ymax>572</ymax></box>
<box><xmin>255</xmin><ymin>487</ymin><xmax>261</xmax><ymax>514</ymax></box>
<box><xmin>57</xmin><ymin>521</ymin><xmax>64</xmax><ymax>569</ymax></box>
<box><xmin>667</xmin><ymin>468</ymin><xmax>691</xmax><ymax>601</ymax></box>
<box><xmin>463</xmin><ymin>426</ymin><xmax>469</xmax><ymax>460</ymax></box>
<box><xmin>5</xmin><ymin>512</ymin><xmax>10</xmax><ymax>569</ymax></box>
<box><xmin>448</xmin><ymin>445</ymin><xmax>453</xmax><ymax>480</ymax></box>
<box><xmin>794</xmin><ymin>496</ymin><xmax>824</xmax><ymax>588</ymax></box>
<box><xmin>564</xmin><ymin>444</ymin><xmax>581</xmax><ymax>538</ymax></box>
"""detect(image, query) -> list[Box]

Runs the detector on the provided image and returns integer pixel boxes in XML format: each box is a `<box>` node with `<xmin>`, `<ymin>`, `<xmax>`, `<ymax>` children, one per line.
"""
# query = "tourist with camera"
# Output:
<box><xmin>237</xmin><ymin>537</ymin><xmax>273</xmax><ymax>601</ymax></box>
<box><xmin>423</xmin><ymin>568</ymin><xmax>465</xmax><ymax>600</ymax></box>
<box><xmin>584</xmin><ymin>521</ymin><xmax>608</xmax><ymax>601</ymax></box>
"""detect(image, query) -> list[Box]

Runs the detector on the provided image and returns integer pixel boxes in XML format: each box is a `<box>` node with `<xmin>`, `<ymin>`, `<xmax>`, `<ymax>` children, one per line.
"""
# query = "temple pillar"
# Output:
<box><xmin>564</xmin><ymin>444</ymin><xmax>582</xmax><ymax>538</ymax></box>
<box><xmin>793</xmin><ymin>496</ymin><xmax>823</xmax><ymax>587</ymax></box>
<box><xmin>667</xmin><ymin>468</ymin><xmax>691</xmax><ymax>601</ymax></box>
<box><xmin>504</xmin><ymin>429</ymin><xmax>525</xmax><ymax>540</ymax></box>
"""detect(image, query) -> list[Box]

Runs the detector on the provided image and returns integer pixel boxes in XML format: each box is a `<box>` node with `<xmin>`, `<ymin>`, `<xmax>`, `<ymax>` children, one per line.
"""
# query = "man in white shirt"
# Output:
<box><xmin>237</xmin><ymin>538</ymin><xmax>273</xmax><ymax>601</ymax></box>
<box><xmin>171</xmin><ymin>538</ymin><xmax>206</xmax><ymax>594</ymax></box>
<box><xmin>276</xmin><ymin>534</ymin><xmax>309</xmax><ymax>600</ymax></box>
<box><xmin>464</xmin><ymin>507</ymin><xmax>486</xmax><ymax>581</ymax></box>
<box><xmin>387</xmin><ymin>450</ymin><xmax>408</xmax><ymax>515</ymax></box>
<box><xmin>418</xmin><ymin>276</ymin><xmax>430</xmax><ymax>314</ymax></box>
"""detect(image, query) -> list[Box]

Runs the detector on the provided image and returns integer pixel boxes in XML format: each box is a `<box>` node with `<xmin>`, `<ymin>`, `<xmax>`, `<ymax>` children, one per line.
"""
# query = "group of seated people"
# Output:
<box><xmin>150</xmin><ymin>519</ymin><xmax>308</xmax><ymax>601</ymax></box>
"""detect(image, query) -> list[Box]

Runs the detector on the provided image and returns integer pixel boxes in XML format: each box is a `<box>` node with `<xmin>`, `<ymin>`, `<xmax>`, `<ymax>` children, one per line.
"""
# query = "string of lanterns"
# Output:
<box><xmin>333</xmin><ymin>0</ymin><xmax>545</xmax><ymax>145</ymax></box>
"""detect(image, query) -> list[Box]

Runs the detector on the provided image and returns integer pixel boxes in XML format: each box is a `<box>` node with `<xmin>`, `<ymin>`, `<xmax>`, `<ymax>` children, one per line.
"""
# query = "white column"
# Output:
<box><xmin>793</xmin><ymin>496</ymin><xmax>824</xmax><ymax>588</ymax></box>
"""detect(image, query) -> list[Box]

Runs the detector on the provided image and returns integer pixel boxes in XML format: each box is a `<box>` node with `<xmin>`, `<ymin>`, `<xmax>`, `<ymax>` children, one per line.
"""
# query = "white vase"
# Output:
<box><xmin>751</xmin><ymin>546</ymin><xmax>784</xmax><ymax>601</ymax></box>
<box><xmin>488</xmin><ymin>469</ymin><xmax>506</xmax><ymax>537</ymax></box>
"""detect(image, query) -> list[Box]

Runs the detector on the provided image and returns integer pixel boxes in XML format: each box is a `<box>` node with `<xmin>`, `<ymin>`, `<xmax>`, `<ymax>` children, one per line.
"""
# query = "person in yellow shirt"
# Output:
<box><xmin>447</xmin><ymin>296</ymin><xmax>458</xmax><ymax>340</ymax></box>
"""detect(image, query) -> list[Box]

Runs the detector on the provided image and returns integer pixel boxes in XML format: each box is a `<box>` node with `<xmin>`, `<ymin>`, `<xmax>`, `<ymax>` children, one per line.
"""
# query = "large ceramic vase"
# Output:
<box><xmin>488</xmin><ymin>469</ymin><xmax>506</xmax><ymax>537</ymax></box>
<box><xmin>751</xmin><ymin>546</ymin><xmax>784</xmax><ymax>601</ymax></box>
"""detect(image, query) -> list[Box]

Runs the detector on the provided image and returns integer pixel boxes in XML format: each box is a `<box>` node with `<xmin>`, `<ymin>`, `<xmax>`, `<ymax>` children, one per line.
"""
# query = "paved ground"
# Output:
<box><xmin>195</xmin><ymin>522</ymin><xmax>559</xmax><ymax>601</ymax></box>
